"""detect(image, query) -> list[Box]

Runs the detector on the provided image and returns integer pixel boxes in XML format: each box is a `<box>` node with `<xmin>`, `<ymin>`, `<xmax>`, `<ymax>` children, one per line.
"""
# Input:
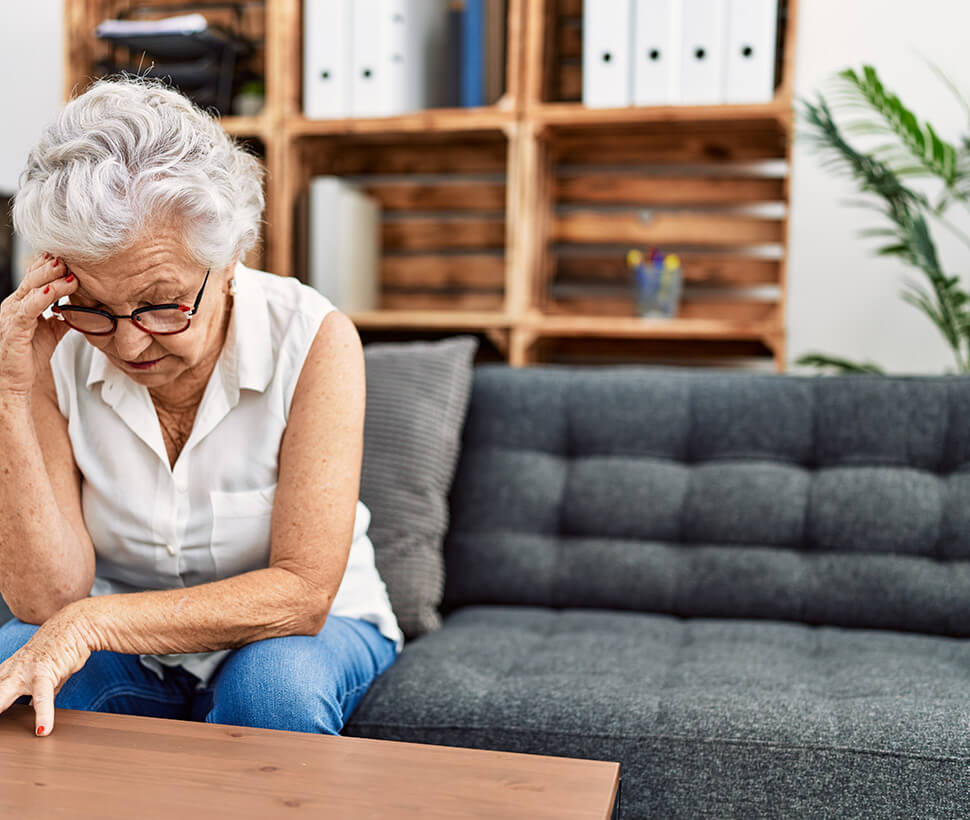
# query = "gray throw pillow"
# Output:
<box><xmin>360</xmin><ymin>335</ymin><xmax>479</xmax><ymax>641</ymax></box>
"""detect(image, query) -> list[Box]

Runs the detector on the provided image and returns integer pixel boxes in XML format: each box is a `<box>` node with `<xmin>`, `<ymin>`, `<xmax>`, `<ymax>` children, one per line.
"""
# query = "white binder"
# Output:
<box><xmin>632</xmin><ymin>0</ymin><xmax>681</xmax><ymax>106</ymax></box>
<box><xmin>582</xmin><ymin>0</ymin><xmax>633</xmax><ymax>109</ymax></box>
<box><xmin>309</xmin><ymin>177</ymin><xmax>381</xmax><ymax>313</ymax></box>
<box><xmin>303</xmin><ymin>0</ymin><xmax>352</xmax><ymax>118</ymax></box>
<box><xmin>382</xmin><ymin>0</ymin><xmax>451</xmax><ymax>115</ymax></box>
<box><xmin>679</xmin><ymin>0</ymin><xmax>726</xmax><ymax>105</ymax></box>
<box><xmin>351</xmin><ymin>0</ymin><xmax>385</xmax><ymax>116</ymax></box>
<box><xmin>724</xmin><ymin>0</ymin><xmax>778</xmax><ymax>103</ymax></box>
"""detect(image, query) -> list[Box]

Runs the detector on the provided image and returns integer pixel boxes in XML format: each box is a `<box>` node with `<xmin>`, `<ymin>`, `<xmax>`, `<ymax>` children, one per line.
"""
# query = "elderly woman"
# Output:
<box><xmin>0</xmin><ymin>76</ymin><xmax>403</xmax><ymax>738</ymax></box>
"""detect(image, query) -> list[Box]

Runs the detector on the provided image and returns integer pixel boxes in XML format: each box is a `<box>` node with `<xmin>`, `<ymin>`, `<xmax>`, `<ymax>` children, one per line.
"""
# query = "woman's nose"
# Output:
<box><xmin>111</xmin><ymin>319</ymin><xmax>154</xmax><ymax>359</ymax></box>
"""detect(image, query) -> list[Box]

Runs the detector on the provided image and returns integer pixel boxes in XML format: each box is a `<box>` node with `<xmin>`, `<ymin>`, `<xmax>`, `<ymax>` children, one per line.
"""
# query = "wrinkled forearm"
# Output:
<box><xmin>0</xmin><ymin>397</ymin><xmax>93</xmax><ymax>621</ymax></box>
<box><xmin>64</xmin><ymin>567</ymin><xmax>331</xmax><ymax>655</ymax></box>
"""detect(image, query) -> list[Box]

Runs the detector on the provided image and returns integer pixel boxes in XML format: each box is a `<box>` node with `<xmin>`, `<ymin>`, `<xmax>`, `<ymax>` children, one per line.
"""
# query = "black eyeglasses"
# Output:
<box><xmin>52</xmin><ymin>269</ymin><xmax>210</xmax><ymax>336</ymax></box>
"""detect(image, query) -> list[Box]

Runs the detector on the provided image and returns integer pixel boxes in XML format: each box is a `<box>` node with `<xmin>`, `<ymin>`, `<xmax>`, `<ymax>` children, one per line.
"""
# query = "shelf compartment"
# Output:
<box><xmin>532</xmin><ymin>0</ymin><xmax>795</xmax><ymax>108</ymax></box>
<box><xmin>72</xmin><ymin>1</ymin><xmax>267</xmax><ymax>117</ymax></box>
<box><xmin>520</xmin><ymin>114</ymin><xmax>789</xmax><ymax>365</ymax></box>
<box><xmin>293</xmin><ymin>131</ymin><xmax>513</xmax><ymax>314</ymax></box>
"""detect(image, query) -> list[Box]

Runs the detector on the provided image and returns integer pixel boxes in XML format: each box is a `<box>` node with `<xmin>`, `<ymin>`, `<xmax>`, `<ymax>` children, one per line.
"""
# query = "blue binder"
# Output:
<box><xmin>461</xmin><ymin>0</ymin><xmax>485</xmax><ymax>107</ymax></box>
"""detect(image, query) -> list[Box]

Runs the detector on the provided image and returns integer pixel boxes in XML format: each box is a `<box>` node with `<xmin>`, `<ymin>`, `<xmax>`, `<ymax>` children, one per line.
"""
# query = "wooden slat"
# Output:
<box><xmin>505</xmin><ymin>0</ymin><xmax>526</xmax><ymax>108</ymax></box>
<box><xmin>554</xmin><ymin>211</ymin><xmax>784</xmax><ymax>245</ymax></box>
<box><xmin>556</xmin><ymin>254</ymin><xmax>781</xmax><ymax>285</ymax></box>
<box><xmin>537</xmin><ymin>336</ymin><xmax>773</xmax><ymax>363</ymax></box>
<box><xmin>558</xmin><ymin>0</ymin><xmax>582</xmax><ymax>19</ymax></box>
<box><xmin>559</xmin><ymin>62</ymin><xmax>582</xmax><ymax>101</ymax></box>
<box><xmin>289</xmin><ymin>107</ymin><xmax>515</xmax><ymax>136</ymax></box>
<box><xmin>362</xmin><ymin>181</ymin><xmax>507</xmax><ymax>212</ymax></box>
<box><xmin>536</xmin><ymin>100</ymin><xmax>789</xmax><ymax>128</ymax></box>
<box><xmin>529</xmin><ymin>314</ymin><xmax>772</xmax><ymax>340</ymax></box>
<box><xmin>556</xmin><ymin>174</ymin><xmax>786</xmax><ymax>205</ymax></box>
<box><xmin>219</xmin><ymin>115</ymin><xmax>268</xmax><ymax>139</ymax></box>
<box><xmin>383</xmin><ymin>218</ymin><xmax>506</xmax><ymax>251</ymax></box>
<box><xmin>381</xmin><ymin>291</ymin><xmax>505</xmax><ymax>311</ymax></box>
<box><xmin>544</xmin><ymin>297</ymin><xmax>779</xmax><ymax>323</ymax></box>
<box><xmin>553</xmin><ymin>129</ymin><xmax>787</xmax><ymax>165</ymax></box>
<box><xmin>351</xmin><ymin>309</ymin><xmax>510</xmax><ymax>330</ymax></box>
<box><xmin>557</xmin><ymin>21</ymin><xmax>582</xmax><ymax>60</ymax></box>
<box><xmin>319</xmin><ymin>142</ymin><xmax>508</xmax><ymax>175</ymax></box>
<box><xmin>381</xmin><ymin>254</ymin><xmax>506</xmax><ymax>288</ymax></box>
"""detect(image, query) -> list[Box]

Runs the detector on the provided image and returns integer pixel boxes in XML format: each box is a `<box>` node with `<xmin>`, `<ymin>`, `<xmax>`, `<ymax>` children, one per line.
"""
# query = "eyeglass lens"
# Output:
<box><xmin>59</xmin><ymin>308</ymin><xmax>190</xmax><ymax>335</ymax></box>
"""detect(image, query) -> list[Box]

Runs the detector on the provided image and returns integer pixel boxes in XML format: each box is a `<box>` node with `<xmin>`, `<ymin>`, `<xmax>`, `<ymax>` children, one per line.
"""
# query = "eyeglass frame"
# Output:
<box><xmin>52</xmin><ymin>269</ymin><xmax>211</xmax><ymax>337</ymax></box>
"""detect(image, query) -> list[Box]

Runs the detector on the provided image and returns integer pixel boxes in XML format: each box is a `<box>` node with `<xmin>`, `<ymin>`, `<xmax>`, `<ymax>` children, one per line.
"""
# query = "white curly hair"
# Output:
<box><xmin>12</xmin><ymin>74</ymin><xmax>265</xmax><ymax>271</ymax></box>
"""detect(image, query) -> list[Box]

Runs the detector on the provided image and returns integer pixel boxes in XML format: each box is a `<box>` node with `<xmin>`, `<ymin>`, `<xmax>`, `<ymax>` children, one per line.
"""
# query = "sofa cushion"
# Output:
<box><xmin>344</xmin><ymin>606</ymin><xmax>970</xmax><ymax>818</ymax></box>
<box><xmin>442</xmin><ymin>366</ymin><xmax>970</xmax><ymax>636</ymax></box>
<box><xmin>360</xmin><ymin>335</ymin><xmax>479</xmax><ymax>640</ymax></box>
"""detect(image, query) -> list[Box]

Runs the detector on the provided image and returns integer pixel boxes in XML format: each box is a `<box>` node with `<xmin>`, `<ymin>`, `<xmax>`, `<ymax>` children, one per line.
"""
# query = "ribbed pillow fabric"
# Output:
<box><xmin>360</xmin><ymin>336</ymin><xmax>479</xmax><ymax>640</ymax></box>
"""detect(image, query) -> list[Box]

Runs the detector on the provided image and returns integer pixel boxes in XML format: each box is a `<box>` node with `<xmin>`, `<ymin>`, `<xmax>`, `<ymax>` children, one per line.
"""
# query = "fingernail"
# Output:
<box><xmin>51</xmin><ymin>258</ymin><xmax>60</xmax><ymax>267</ymax></box>
<box><xmin>36</xmin><ymin>726</ymin><xmax>44</xmax><ymax>736</ymax></box>
<box><xmin>42</xmin><ymin>252</ymin><xmax>49</xmax><ymax>259</ymax></box>
<box><xmin>43</xmin><ymin>285</ymin><xmax>50</xmax><ymax>294</ymax></box>
<box><xmin>65</xmin><ymin>274</ymin><xmax>75</xmax><ymax>283</ymax></box>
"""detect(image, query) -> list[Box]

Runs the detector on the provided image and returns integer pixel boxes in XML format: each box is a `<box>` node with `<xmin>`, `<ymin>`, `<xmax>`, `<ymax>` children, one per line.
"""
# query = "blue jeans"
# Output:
<box><xmin>0</xmin><ymin>614</ymin><xmax>398</xmax><ymax>734</ymax></box>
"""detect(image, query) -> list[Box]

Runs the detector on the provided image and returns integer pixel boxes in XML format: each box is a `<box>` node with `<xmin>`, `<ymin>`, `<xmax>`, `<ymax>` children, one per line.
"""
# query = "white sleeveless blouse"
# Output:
<box><xmin>50</xmin><ymin>262</ymin><xmax>404</xmax><ymax>690</ymax></box>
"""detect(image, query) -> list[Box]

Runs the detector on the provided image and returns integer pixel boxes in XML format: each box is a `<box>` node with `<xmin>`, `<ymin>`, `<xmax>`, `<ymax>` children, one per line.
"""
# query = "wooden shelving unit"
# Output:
<box><xmin>64</xmin><ymin>0</ymin><xmax>797</xmax><ymax>369</ymax></box>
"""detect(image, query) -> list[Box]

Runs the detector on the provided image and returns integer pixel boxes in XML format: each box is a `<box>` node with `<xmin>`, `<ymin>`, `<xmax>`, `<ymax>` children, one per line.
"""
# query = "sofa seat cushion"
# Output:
<box><xmin>344</xmin><ymin>606</ymin><xmax>970</xmax><ymax>818</ymax></box>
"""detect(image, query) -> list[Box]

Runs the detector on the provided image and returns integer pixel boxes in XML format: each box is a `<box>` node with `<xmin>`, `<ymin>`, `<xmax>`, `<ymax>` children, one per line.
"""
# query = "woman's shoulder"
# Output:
<box><xmin>235</xmin><ymin>262</ymin><xmax>337</xmax><ymax>327</ymax></box>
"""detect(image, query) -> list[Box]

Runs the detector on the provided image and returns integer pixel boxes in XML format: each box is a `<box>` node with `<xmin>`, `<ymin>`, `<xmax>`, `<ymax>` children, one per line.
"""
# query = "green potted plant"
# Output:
<box><xmin>797</xmin><ymin>65</ymin><xmax>970</xmax><ymax>373</ymax></box>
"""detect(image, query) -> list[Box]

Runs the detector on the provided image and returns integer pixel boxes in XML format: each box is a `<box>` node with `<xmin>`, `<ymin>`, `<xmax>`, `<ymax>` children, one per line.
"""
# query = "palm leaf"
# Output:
<box><xmin>795</xmin><ymin>353</ymin><xmax>884</xmax><ymax>373</ymax></box>
<box><xmin>838</xmin><ymin>66</ymin><xmax>960</xmax><ymax>187</ymax></box>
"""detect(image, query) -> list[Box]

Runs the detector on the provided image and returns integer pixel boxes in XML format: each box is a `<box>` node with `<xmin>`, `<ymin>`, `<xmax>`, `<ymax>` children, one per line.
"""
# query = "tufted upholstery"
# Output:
<box><xmin>440</xmin><ymin>366</ymin><xmax>970</xmax><ymax>636</ymax></box>
<box><xmin>347</xmin><ymin>365</ymin><xmax>970</xmax><ymax>817</ymax></box>
<box><xmin>348</xmin><ymin>606</ymin><xmax>970</xmax><ymax>819</ymax></box>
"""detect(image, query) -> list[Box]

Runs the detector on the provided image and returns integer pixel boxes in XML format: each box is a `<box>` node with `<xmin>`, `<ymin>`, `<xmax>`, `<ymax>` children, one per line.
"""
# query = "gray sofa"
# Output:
<box><xmin>343</xmin><ymin>365</ymin><xmax>970</xmax><ymax>819</ymax></box>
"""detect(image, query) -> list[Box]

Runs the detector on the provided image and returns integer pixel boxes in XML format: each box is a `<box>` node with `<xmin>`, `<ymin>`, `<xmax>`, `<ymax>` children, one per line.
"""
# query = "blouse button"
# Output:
<box><xmin>165</xmin><ymin>543</ymin><xmax>177</xmax><ymax>557</ymax></box>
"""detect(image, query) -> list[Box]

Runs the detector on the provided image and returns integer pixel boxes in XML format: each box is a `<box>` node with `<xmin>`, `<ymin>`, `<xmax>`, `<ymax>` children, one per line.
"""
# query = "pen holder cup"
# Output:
<box><xmin>633</xmin><ymin>262</ymin><xmax>682</xmax><ymax>318</ymax></box>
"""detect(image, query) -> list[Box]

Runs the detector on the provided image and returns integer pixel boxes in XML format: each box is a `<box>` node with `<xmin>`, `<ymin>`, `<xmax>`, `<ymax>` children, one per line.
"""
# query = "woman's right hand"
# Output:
<box><xmin>0</xmin><ymin>253</ymin><xmax>80</xmax><ymax>402</ymax></box>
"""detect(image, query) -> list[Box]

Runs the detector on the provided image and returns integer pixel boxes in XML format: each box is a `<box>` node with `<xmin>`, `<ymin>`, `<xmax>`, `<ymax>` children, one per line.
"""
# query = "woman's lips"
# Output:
<box><xmin>125</xmin><ymin>356</ymin><xmax>165</xmax><ymax>370</ymax></box>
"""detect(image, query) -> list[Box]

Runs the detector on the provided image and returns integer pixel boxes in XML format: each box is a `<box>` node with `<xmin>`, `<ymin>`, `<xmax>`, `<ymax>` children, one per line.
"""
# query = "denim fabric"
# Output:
<box><xmin>0</xmin><ymin>614</ymin><xmax>398</xmax><ymax>734</ymax></box>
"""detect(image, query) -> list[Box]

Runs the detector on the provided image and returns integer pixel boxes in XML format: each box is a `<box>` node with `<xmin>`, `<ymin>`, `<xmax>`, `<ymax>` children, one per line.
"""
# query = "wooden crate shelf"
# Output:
<box><xmin>63</xmin><ymin>0</ymin><xmax>797</xmax><ymax>369</ymax></box>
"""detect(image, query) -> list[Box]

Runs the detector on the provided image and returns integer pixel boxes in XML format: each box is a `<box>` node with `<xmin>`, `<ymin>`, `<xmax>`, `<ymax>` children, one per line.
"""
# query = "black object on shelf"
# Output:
<box><xmin>0</xmin><ymin>194</ymin><xmax>13</xmax><ymax>301</ymax></box>
<box><xmin>95</xmin><ymin>2</ymin><xmax>261</xmax><ymax>117</ymax></box>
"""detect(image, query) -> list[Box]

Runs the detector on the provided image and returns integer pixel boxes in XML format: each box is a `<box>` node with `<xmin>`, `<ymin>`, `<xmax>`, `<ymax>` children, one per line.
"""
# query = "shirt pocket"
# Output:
<box><xmin>209</xmin><ymin>484</ymin><xmax>277</xmax><ymax>579</ymax></box>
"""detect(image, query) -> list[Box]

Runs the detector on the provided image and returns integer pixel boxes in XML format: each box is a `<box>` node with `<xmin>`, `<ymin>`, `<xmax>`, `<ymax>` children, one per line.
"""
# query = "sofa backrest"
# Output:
<box><xmin>441</xmin><ymin>365</ymin><xmax>970</xmax><ymax>636</ymax></box>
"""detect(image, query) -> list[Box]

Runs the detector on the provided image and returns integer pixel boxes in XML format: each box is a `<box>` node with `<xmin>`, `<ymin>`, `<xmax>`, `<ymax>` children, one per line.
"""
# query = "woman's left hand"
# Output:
<box><xmin>0</xmin><ymin>605</ymin><xmax>96</xmax><ymax>736</ymax></box>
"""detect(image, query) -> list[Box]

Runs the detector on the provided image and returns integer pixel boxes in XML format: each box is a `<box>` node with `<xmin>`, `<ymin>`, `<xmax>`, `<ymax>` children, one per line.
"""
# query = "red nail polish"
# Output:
<box><xmin>43</xmin><ymin>285</ymin><xmax>50</xmax><ymax>294</ymax></box>
<box><xmin>65</xmin><ymin>274</ymin><xmax>75</xmax><ymax>283</ymax></box>
<box><xmin>36</xmin><ymin>726</ymin><xmax>44</xmax><ymax>736</ymax></box>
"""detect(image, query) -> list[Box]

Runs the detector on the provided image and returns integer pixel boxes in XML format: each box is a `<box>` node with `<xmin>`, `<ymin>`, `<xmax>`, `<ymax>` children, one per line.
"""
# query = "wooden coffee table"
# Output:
<box><xmin>0</xmin><ymin>704</ymin><xmax>620</xmax><ymax>818</ymax></box>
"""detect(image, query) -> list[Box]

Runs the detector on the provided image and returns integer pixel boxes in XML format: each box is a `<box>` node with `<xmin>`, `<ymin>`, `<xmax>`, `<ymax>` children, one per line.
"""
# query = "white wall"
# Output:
<box><xmin>789</xmin><ymin>0</ymin><xmax>970</xmax><ymax>374</ymax></box>
<box><xmin>0</xmin><ymin>1</ymin><xmax>63</xmax><ymax>191</ymax></box>
<box><xmin>0</xmin><ymin>0</ymin><xmax>64</xmax><ymax>274</ymax></box>
<box><xmin>3</xmin><ymin>1</ymin><xmax>969</xmax><ymax>373</ymax></box>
